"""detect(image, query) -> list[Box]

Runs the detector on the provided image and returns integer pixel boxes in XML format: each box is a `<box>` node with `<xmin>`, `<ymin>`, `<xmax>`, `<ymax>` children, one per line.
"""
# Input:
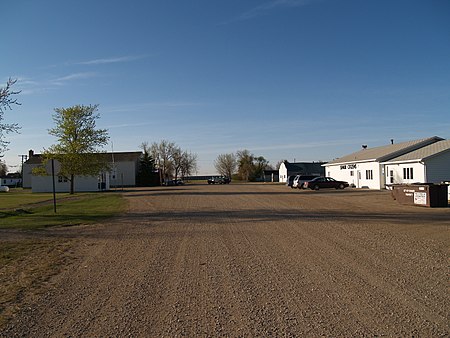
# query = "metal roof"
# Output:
<box><xmin>326</xmin><ymin>136</ymin><xmax>443</xmax><ymax>165</ymax></box>
<box><xmin>383</xmin><ymin>139</ymin><xmax>450</xmax><ymax>162</ymax></box>
<box><xmin>282</xmin><ymin>161</ymin><xmax>325</xmax><ymax>172</ymax></box>
<box><xmin>25</xmin><ymin>151</ymin><xmax>142</xmax><ymax>165</ymax></box>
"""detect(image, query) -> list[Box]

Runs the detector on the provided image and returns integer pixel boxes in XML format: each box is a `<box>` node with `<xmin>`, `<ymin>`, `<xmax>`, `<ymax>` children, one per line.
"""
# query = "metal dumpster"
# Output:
<box><xmin>391</xmin><ymin>184</ymin><xmax>449</xmax><ymax>208</ymax></box>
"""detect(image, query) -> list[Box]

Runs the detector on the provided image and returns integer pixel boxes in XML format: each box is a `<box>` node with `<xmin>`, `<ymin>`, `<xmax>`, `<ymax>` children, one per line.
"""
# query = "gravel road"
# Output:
<box><xmin>1</xmin><ymin>184</ymin><xmax>449</xmax><ymax>336</ymax></box>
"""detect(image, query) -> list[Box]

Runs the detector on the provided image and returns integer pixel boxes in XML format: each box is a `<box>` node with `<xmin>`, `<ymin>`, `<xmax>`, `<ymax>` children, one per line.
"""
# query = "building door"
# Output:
<box><xmin>356</xmin><ymin>170</ymin><xmax>361</xmax><ymax>188</ymax></box>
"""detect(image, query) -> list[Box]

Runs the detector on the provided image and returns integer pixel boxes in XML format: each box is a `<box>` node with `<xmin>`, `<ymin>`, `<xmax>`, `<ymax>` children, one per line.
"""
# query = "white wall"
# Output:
<box><xmin>279</xmin><ymin>163</ymin><xmax>288</xmax><ymax>183</ymax></box>
<box><xmin>32</xmin><ymin>175</ymin><xmax>109</xmax><ymax>193</ymax></box>
<box><xmin>23</xmin><ymin>163</ymin><xmax>41</xmax><ymax>188</ymax></box>
<box><xmin>326</xmin><ymin>161</ymin><xmax>383</xmax><ymax>189</ymax></box>
<box><xmin>25</xmin><ymin>157</ymin><xmax>135</xmax><ymax>191</ymax></box>
<box><xmin>109</xmin><ymin>161</ymin><xmax>137</xmax><ymax>187</ymax></box>
<box><xmin>384</xmin><ymin>162</ymin><xmax>426</xmax><ymax>186</ymax></box>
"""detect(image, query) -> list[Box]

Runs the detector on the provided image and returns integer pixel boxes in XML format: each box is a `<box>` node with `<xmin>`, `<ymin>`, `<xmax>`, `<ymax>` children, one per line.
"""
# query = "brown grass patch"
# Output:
<box><xmin>0</xmin><ymin>238</ymin><xmax>76</xmax><ymax>327</ymax></box>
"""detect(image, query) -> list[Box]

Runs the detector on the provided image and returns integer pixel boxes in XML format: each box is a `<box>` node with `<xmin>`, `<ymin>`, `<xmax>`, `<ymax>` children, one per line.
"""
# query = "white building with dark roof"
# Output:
<box><xmin>324</xmin><ymin>136</ymin><xmax>444</xmax><ymax>189</ymax></box>
<box><xmin>23</xmin><ymin>149</ymin><xmax>142</xmax><ymax>192</ymax></box>
<box><xmin>278</xmin><ymin>161</ymin><xmax>325</xmax><ymax>183</ymax></box>
<box><xmin>382</xmin><ymin>139</ymin><xmax>450</xmax><ymax>186</ymax></box>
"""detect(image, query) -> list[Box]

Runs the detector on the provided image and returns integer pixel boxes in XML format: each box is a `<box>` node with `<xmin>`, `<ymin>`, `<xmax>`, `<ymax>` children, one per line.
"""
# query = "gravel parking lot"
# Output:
<box><xmin>1</xmin><ymin>183</ymin><xmax>449</xmax><ymax>336</ymax></box>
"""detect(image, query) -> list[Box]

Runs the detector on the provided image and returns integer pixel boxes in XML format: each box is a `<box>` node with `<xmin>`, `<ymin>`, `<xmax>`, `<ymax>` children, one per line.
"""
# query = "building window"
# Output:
<box><xmin>350</xmin><ymin>171</ymin><xmax>354</xmax><ymax>176</ymax></box>
<box><xmin>403</xmin><ymin>168</ymin><xmax>414</xmax><ymax>180</ymax></box>
<box><xmin>366</xmin><ymin>170</ymin><xmax>373</xmax><ymax>180</ymax></box>
<box><xmin>58</xmin><ymin>176</ymin><xmax>67</xmax><ymax>183</ymax></box>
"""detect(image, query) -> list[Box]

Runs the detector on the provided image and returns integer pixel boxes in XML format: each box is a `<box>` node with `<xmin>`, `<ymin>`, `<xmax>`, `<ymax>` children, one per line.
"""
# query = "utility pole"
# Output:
<box><xmin>18</xmin><ymin>154</ymin><xmax>28</xmax><ymax>186</ymax></box>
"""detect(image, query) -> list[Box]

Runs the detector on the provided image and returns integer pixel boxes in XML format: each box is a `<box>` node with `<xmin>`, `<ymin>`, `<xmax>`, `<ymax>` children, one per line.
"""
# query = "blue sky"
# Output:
<box><xmin>2</xmin><ymin>0</ymin><xmax>449</xmax><ymax>174</ymax></box>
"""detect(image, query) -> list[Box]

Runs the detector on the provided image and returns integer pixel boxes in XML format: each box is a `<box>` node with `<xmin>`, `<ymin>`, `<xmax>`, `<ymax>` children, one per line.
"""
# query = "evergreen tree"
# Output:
<box><xmin>137</xmin><ymin>142</ymin><xmax>156</xmax><ymax>186</ymax></box>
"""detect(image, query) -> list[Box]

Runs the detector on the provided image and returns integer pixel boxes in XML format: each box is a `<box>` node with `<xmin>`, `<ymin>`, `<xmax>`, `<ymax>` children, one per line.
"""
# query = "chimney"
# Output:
<box><xmin>391</xmin><ymin>139</ymin><xmax>394</xmax><ymax>145</ymax></box>
<box><xmin>28</xmin><ymin>149</ymin><xmax>34</xmax><ymax>158</ymax></box>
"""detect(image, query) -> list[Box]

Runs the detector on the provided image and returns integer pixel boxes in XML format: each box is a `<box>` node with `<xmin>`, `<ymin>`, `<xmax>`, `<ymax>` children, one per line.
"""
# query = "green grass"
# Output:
<box><xmin>0</xmin><ymin>189</ymin><xmax>72</xmax><ymax>209</ymax></box>
<box><xmin>0</xmin><ymin>190</ymin><xmax>126</xmax><ymax>229</ymax></box>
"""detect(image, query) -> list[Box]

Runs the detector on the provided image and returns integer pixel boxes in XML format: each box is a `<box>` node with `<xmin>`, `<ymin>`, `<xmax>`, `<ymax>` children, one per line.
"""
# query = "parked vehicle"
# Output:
<box><xmin>165</xmin><ymin>179</ymin><xmax>184</xmax><ymax>186</ymax></box>
<box><xmin>286</xmin><ymin>175</ymin><xmax>297</xmax><ymax>188</ymax></box>
<box><xmin>207</xmin><ymin>176</ymin><xmax>231</xmax><ymax>184</ymax></box>
<box><xmin>304</xmin><ymin>177</ymin><xmax>349</xmax><ymax>190</ymax></box>
<box><xmin>293</xmin><ymin>175</ymin><xmax>319</xmax><ymax>189</ymax></box>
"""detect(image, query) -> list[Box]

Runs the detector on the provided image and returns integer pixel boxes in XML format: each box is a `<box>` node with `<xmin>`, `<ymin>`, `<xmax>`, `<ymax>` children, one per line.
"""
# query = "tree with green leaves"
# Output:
<box><xmin>44</xmin><ymin>104</ymin><xmax>109</xmax><ymax>194</ymax></box>
<box><xmin>236</xmin><ymin>149</ymin><xmax>254</xmax><ymax>181</ymax></box>
<box><xmin>253</xmin><ymin>156</ymin><xmax>269</xmax><ymax>179</ymax></box>
<box><xmin>236</xmin><ymin>150</ymin><xmax>270</xmax><ymax>181</ymax></box>
<box><xmin>0</xmin><ymin>78</ymin><xmax>21</xmax><ymax>156</ymax></box>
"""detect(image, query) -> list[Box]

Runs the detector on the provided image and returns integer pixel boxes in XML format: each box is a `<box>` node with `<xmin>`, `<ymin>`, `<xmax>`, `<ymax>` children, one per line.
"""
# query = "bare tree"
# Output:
<box><xmin>180</xmin><ymin>151</ymin><xmax>198</xmax><ymax>179</ymax></box>
<box><xmin>274</xmin><ymin>159</ymin><xmax>286</xmax><ymax>171</ymax></box>
<box><xmin>150</xmin><ymin>140</ymin><xmax>176</xmax><ymax>184</ymax></box>
<box><xmin>214</xmin><ymin>153</ymin><xmax>237</xmax><ymax>178</ymax></box>
<box><xmin>148</xmin><ymin>140</ymin><xmax>198</xmax><ymax>184</ymax></box>
<box><xmin>0</xmin><ymin>78</ymin><xmax>21</xmax><ymax>155</ymax></box>
<box><xmin>171</xmin><ymin>146</ymin><xmax>183</xmax><ymax>181</ymax></box>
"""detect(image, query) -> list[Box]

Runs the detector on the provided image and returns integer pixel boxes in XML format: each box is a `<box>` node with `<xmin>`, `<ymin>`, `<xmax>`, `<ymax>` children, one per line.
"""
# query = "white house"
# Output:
<box><xmin>382</xmin><ymin>139</ymin><xmax>450</xmax><ymax>186</ymax></box>
<box><xmin>278</xmin><ymin>161</ymin><xmax>325</xmax><ymax>183</ymax></box>
<box><xmin>31</xmin><ymin>172</ymin><xmax>110</xmax><ymax>193</ymax></box>
<box><xmin>324</xmin><ymin>136</ymin><xmax>443</xmax><ymax>189</ymax></box>
<box><xmin>107</xmin><ymin>152</ymin><xmax>142</xmax><ymax>187</ymax></box>
<box><xmin>23</xmin><ymin>150</ymin><xmax>142</xmax><ymax>192</ymax></box>
<box><xmin>0</xmin><ymin>175</ymin><xmax>22</xmax><ymax>187</ymax></box>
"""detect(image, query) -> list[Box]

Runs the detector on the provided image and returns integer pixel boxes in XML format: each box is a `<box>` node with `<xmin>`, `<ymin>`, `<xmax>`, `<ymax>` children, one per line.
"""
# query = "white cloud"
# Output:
<box><xmin>8</xmin><ymin>72</ymin><xmax>98</xmax><ymax>95</ymax></box>
<box><xmin>105</xmin><ymin>122</ymin><xmax>153</xmax><ymax>129</ymax></box>
<box><xmin>53</xmin><ymin>72</ymin><xmax>97</xmax><ymax>83</ymax></box>
<box><xmin>225</xmin><ymin>0</ymin><xmax>317</xmax><ymax>23</ymax></box>
<box><xmin>77</xmin><ymin>55</ymin><xmax>147</xmax><ymax>65</ymax></box>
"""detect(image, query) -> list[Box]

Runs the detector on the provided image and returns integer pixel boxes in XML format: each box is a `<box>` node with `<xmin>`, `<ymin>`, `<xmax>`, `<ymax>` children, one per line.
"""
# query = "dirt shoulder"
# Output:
<box><xmin>1</xmin><ymin>184</ymin><xmax>449</xmax><ymax>336</ymax></box>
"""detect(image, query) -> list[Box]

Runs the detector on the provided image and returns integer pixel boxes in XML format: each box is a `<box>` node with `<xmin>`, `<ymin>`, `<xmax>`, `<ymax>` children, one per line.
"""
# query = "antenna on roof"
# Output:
<box><xmin>362</xmin><ymin>145</ymin><xmax>367</xmax><ymax>149</ymax></box>
<box><xmin>391</xmin><ymin>139</ymin><xmax>394</xmax><ymax>145</ymax></box>
<box><xmin>111</xmin><ymin>142</ymin><xmax>115</xmax><ymax>165</ymax></box>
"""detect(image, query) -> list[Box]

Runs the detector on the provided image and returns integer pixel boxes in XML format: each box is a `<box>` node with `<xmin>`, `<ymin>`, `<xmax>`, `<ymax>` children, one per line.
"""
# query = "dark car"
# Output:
<box><xmin>165</xmin><ymin>179</ymin><xmax>184</xmax><ymax>186</ymax></box>
<box><xmin>293</xmin><ymin>175</ymin><xmax>319</xmax><ymax>189</ymax></box>
<box><xmin>207</xmin><ymin>176</ymin><xmax>231</xmax><ymax>184</ymax></box>
<box><xmin>304</xmin><ymin>177</ymin><xmax>349</xmax><ymax>190</ymax></box>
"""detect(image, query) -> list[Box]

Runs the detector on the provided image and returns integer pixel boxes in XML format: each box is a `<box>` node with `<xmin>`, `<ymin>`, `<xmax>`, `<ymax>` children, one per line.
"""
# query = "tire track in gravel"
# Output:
<box><xmin>1</xmin><ymin>184</ymin><xmax>448</xmax><ymax>337</ymax></box>
<box><xmin>265</xmin><ymin>219</ymin><xmax>447</xmax><ymax>336</ymax></box>
<box><xmin>223</xmin><ymin>189</ymin><xmax>449</xmax><ymax>336</ymax></box>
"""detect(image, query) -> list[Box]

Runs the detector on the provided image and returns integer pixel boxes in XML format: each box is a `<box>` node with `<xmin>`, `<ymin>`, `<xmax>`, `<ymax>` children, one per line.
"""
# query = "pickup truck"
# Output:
<box><xmin>207</xmin><ymin>176</ymin><xmax>231</xmax><ymax>184</ymax></box>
